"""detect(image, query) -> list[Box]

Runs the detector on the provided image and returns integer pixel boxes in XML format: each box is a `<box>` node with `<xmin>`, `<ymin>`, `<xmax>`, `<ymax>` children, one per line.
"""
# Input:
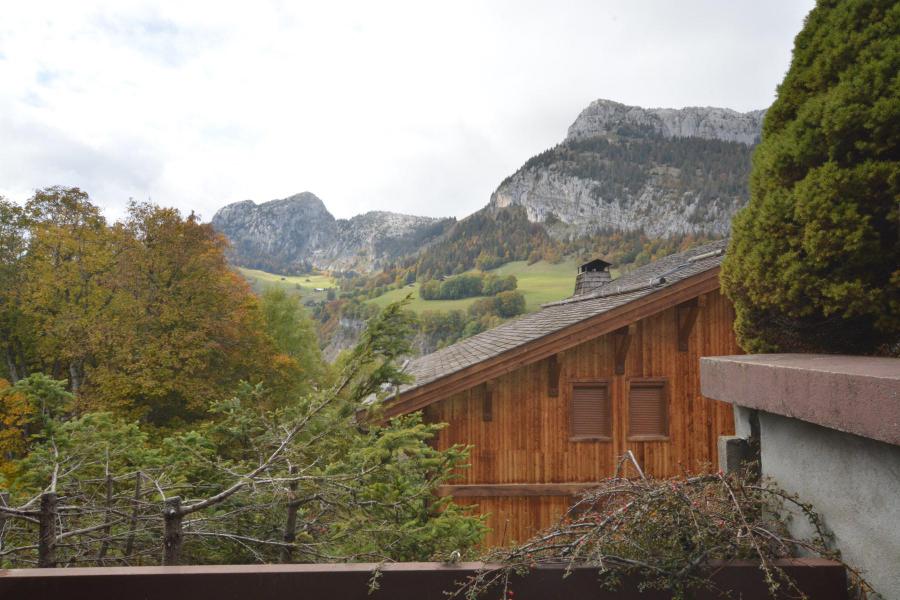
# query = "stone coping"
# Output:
<box><xmin>700</xmin><ymin>354</ymin><xmax>900</xmax><ymax>446</ymax></box>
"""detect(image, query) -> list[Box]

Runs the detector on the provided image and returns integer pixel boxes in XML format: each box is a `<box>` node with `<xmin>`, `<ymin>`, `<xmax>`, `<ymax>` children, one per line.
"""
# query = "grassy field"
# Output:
<box><xmin>239</xmin><ymin>258</ymin><xmax>610</xmax><ymax>315</ymax></box>
<box><xmin>238</xmin><ymin>268</ymin><xmax>336</xmax><ymax>303</ymax></box>
<box><xmin>367</xmin><ymin>258</ymin><xmax>584</xmax><ymax>314</ymax></box>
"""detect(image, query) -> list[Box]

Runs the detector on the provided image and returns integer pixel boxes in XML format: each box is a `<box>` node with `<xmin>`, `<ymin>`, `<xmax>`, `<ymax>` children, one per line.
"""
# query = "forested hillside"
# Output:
<box><xmin>510</xmin><ymin>133</ymin><xmax>752</xmax><ymax>224</ymax></box>
<box><xmin>411</xmin><ymin>206</ymin><xmax>557</xmax><ymax>279</ymax></box>
<box><xmin>303</xmin><ymin>229</ymin><xmax>716</xmax><ymax>358</ymax></box>
<box><xmin>491</xmin><ymin>125</ymin><xmax>755</xmax><ymax>239</ymax></box>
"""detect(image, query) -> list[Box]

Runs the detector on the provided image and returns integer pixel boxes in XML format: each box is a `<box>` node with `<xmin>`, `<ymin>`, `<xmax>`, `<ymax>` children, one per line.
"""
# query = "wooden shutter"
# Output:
<box><xmin>628</xmin><ymin>380</ymin><xmax>668</xmax><ymax>439</ymax></box>
<box><xmin>570</xmin><ymin>383</ymin><xmax>611</xmax><ymax>440</ymax></box>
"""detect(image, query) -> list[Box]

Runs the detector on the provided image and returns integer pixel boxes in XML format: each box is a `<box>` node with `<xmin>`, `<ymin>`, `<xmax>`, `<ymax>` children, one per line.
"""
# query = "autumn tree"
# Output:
<box><xmin>0</xmin><ymin>198</ymin><xmax>29</xmax><ymax>383</ymax></box>
<box><xmin>721</xmin><ymin>0</ymin><xmax>899</xmax><ymax>353</ymax></box>
<box><xmin>87</xmin><ymin>201</ymin><xmax>289</xmax><ymax>423</ymax></box>
<box><xmin>17</xmin><ymin>187</ymin><xmax>117</xmax><ymax>396</ymax></box>
<box><xmin>4</xmin><ymin>189</ymin><xmax>324</xmax><ymax>425</ymax></box>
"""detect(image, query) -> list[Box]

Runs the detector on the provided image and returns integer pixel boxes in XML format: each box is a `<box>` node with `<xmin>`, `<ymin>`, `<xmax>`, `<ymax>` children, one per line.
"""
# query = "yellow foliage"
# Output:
<box><xmin>7</xmin><ymin>190</ymin><xmax>305</xmax><ymax>426</ymax></box>
<box><xmin>0</xmin><ymin>379</ymin><xmax>34</xmax><ymax>475</ymax></box>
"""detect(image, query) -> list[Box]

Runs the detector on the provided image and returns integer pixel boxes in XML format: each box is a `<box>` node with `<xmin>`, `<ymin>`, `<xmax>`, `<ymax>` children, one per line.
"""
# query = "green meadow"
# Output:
<box><xmin>367</xmin><ymin>258</ymin><xmax>585</xmax><ymax>314</ymax></box>
<box><xmin>239</xmin><ymin>258</ymin><xmax>614</xmax><ymax>315</ymax></box>
<box><xmin>238</xmin><ymin>268</ymin><xmax>336</xmax><ymax>302</ymax></box>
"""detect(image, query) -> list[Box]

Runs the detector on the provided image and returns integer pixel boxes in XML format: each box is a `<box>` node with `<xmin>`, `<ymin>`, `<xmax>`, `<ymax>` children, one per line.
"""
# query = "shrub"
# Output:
<box><xmin>721</xmin><ymin>0</ymin><xmax>899</xmax><ymax>354</ymax></box>
<box><xmin>483</xmin><ymin>274</ymin><xmax>517</xmax><ymax>295</ymax></box>
<box><xmin>494</xmin><ymin>291</ymin><xmax>526</xmax><ymax>318</ymax></box>
<box><xmin>461</xmin><ymin>470</ymin><xmax>873</xmax><ymax>598</ymax></box>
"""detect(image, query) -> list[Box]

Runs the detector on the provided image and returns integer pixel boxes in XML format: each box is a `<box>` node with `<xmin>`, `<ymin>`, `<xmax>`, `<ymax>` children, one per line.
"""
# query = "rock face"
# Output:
<box><xmin>213</xmin><ymin>99</ymin><xmax>766</xmax><ymax>274</ymax></box>
<box><xmin>566</xmin><ymin>99</ymin><xmax>766</xmax><ymax>145</ymax></box>
<box><xmin>211</xmin><ymin>192</ymin><xmax>454</xmax><ymax>273</ymax></box>
<box><xmin>491</xmin><ymin>99</ymin><xmax>765</xmax><ymax>238</ymax></box>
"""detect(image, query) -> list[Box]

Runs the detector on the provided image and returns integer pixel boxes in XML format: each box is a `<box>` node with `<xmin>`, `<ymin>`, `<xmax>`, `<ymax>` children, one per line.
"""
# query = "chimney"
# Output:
<box><xmin>574</xmin><ymin>258</ymin><xmax>612</xmax><ymax>296</ymax></box>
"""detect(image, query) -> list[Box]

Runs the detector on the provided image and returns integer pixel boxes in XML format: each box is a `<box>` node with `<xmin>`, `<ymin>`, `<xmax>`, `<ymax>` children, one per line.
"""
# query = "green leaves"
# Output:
<box><xmin>722</xmin><ymin>0</ymin><xmax>899</xmax><ymax>354</ymax></box>
<box><xmin>0</xmin><ymin>374</ymin><xmax>73</xmax><ymax>441</ymax></box>
<box><xmin>0</xmin><ymin>295</ymin><xmax>485</xmax><ymax>566</ymax></box>
<box><xmin>0</xmin><ymin>189</ymin><xmax>320</xmax><ymax>426</ymax></box>
<box><xmin>329</xmin><ymin>413</ymin><xmax>486</xmax><ymax>562</ymax></box>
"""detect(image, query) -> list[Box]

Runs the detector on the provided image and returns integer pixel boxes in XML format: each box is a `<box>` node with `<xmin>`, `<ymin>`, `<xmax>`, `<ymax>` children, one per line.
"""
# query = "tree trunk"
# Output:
<box><xmin>124</xmin><ymin>472</ymin><xmax>142</xmax><ymax>562</ymax></box>
<box><xmin>280</xmin><ymin>466</ymin><xmax>299</xmax><ymax>563</ymax></box>
<box><xmin>281</xmin><ymin>501</ymin><xmax>300</xmax><ymax>563</ymax></box>
<box><xmin>162</xmin><ymin>497</ymin><xmax>183</xmax><ymax>566</ymax></box>
<box><xmin>0</xmin><ymin>492</ymin><xmax>9</xmax><ymax>551</ymax></box>
<box><xmin>96</xmin><ymin>474</ymin><xmax>114</xmax><ymax>564</ymax></box>
<box><xmin>4</xmin><ymin>347</ymin><xmax>19</xmax><ymax>384</ymax></box>
<box><xmin>68</xmin><ymin>361</ymin><xmax>83</xmax><ymax>395</ymax></box>
<box><xmin>38</xmin><ymin>492</ymin><xmax>57</xmax><ymax>568</ymax></box>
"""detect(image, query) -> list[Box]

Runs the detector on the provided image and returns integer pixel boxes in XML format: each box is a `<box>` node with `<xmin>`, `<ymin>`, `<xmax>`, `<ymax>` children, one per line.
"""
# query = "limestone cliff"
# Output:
<box><xmin>211</xmin><ymin>192</ymin><xmax>454</xmax><ymax>273</ymax></box>
<box><xmin>491</xmin><ymin>99</ymin><xmax>764</xmax><ymax>238</ymax></box>
<box><xmin>566</xmin><ymin>99</ymin><xmax>765</xmax><ymax>145</ymax></box>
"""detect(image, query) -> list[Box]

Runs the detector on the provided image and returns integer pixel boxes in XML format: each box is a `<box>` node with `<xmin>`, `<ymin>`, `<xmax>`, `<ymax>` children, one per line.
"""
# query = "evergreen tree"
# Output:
<box><xmin>721</xmin><ymin>0</ymin><xmax>899</xmax><ymax>353</ymax></box>
<box><xmin>0</xmin><ymin>300</ymin><xmax>485</xmax><ymax>565</ymax></box>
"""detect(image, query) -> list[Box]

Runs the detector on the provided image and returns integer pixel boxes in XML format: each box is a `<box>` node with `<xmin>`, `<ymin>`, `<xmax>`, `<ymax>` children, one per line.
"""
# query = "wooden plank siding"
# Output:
<box><xmin>422</xmin><ymin>289</ymin><xmax>740</xmax><ymax>547</ymax></box>
<box><xmin>387</xmin><ymin>268</ymin><xmax>721</xmax><ymax>419</ymax></box>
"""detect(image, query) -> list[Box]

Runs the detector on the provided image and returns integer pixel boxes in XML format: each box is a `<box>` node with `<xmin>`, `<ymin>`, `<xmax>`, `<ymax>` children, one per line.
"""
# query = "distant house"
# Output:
<box><xmin>383</xmin><ymin>241</ymin><xmax>741</xmax><ymax>546</ymax></box>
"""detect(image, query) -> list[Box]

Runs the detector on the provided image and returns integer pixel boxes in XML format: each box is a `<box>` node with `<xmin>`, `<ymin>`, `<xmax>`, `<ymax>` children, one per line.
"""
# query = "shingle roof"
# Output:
<box><xmin>400</xmin><ymin>240</ymin><xmax>728</xmax><ymax>396</ymax></box>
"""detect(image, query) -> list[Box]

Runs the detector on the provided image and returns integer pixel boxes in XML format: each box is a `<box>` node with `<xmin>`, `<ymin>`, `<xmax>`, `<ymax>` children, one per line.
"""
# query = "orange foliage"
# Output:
<box><xmin>0</xmin><ymin>379</ymin><xmax>34</xmax><ymax>474</ymax></box>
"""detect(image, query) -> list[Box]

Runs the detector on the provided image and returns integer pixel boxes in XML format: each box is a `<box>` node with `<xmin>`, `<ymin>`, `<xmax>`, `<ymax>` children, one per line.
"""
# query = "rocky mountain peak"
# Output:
<box><xmin>490</xmin><ymin>98</ymin><xmax>762</xmax><ymax>239</ymax></box>
<box><xmin>566</xmin><ymin>98</ymin><xmax>766</xmax><ymax>146</ymax></box>
<box><xmin>214</xmin><ymin>99</ymin><xmax>766</xmax><ymax>276</ymax></box>
<box><xmin>211</xmin><ymin>193</ymin><xmax>454</xmax><ymax>273</ymax></box>
<box><xmin>213</xmin><ymin>192</ymin><xmax>334</xmax><ymax>227</ymax></box>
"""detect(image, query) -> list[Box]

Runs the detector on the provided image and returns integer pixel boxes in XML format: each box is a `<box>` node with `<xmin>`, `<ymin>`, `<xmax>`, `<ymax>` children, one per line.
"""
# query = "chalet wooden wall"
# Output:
<box><xmin>422</xmin><ymin>289</ymin><xmax>741</xmax><ymax>547</ymax></box>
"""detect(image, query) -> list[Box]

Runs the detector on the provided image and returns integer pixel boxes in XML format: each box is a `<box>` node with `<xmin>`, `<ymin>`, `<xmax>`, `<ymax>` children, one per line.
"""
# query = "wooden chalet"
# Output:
<box><xmin>384</xmin><ymin>240</ymin><xmax>740</xmax><ymax>546</ymax></box>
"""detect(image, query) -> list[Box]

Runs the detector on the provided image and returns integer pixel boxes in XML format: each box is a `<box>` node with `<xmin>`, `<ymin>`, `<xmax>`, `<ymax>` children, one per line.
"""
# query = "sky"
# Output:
<box><xmin>0</xmin><ymin>1</ymin><xmax>815</xmax><ymax>222</ymax></box>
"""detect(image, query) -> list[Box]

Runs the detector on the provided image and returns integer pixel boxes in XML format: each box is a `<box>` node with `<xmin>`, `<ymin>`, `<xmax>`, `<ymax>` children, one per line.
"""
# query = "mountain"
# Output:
<box><xmin>490</xmin><ymin>99</ymin><xmax>763</xmax><ymax>238</ymax></box>
<box><xmin>213</xmin><ymin>99</ymin><xmax>765</xmax><ymax>276</ymax></box>
<box><xmin>566</xmin><ymin>99</ymin><xmax>765</xmax><ymax>145</ymax></box>
<box><xmin>211</xmin><ymin>192</ymin><xmax>454</xmax><ymax>273</ymax></box>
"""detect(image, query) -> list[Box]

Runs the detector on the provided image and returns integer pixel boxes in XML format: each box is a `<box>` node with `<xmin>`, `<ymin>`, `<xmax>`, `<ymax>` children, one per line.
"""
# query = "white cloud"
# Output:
<box><xmin>0</xmin><ymin>0</ymin><xmax>814</xmax><ymax>221</ymax></box>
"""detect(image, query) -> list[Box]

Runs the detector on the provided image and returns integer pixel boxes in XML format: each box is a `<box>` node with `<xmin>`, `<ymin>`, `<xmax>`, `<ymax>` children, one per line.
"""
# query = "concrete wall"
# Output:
<box><xmin>741</xmin><ymin>409</ymin><xmax>900</xmax><ymax>598</ymax></box>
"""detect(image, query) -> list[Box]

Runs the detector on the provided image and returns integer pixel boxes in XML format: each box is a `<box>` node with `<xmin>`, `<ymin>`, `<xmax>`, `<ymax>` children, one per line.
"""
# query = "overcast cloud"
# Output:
<box><xmin>0</xmin><ymin>1</ymin><xmax>814</xmax><ymax>222</ymax></box>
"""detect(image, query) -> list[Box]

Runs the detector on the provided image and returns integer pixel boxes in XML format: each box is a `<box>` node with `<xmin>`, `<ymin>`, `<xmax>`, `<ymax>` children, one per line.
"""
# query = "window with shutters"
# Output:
<box><xmin>627</xmin><ymin>378</ymin><xmax>669</xmax><ymax>440</ymax></box>
<box><xmin>569</xmin><ymin>381</ymin><xmax>611</xmax><ymax>441</ymax></box>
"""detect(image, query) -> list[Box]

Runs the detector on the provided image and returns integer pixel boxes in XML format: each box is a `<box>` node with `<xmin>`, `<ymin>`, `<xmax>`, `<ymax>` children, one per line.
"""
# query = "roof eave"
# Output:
<box><xmin>383</xmin><ymin>266</ymin><xmax>722</xmax><ymax>419</ymax></box>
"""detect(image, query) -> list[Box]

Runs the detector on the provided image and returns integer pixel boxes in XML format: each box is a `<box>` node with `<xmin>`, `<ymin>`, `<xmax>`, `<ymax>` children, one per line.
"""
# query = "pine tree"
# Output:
<box><xmin>721</xmin><ymin>0</ymin><xmax>899</xmax><ymax>354</ymax></box>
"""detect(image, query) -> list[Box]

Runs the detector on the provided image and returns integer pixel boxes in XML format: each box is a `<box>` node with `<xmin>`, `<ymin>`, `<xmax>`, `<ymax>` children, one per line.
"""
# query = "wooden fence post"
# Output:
<box><xmin>96</xmin><ymin>473</ymin><xmax>114</xmax><ymax>564</ymax></box>
<box><xmin>0</xmin><ymin>492</ymin><xmax>9</xmax><ymax>551</ymax></box>
<box><xmin>38</xmin><ymin>492</ymin><xmax>57</xmax><ymax>568</ymax></box>
<box><xmin>123</xmin><ymin>472</ymin><xmax>142</xmax><ymax>561</ymax></box>
<box><xmin>162</xmin><ymin>496</ymin><xmax>183</xmax><ymax>566</ymax></box>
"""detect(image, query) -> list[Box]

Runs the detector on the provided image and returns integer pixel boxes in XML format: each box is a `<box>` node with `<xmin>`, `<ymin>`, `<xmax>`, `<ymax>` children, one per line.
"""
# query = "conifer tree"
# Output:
<box><xmin>721</xmin><ymin>0</ymin><xmax>899</xmax><ymax>353</ymax></box>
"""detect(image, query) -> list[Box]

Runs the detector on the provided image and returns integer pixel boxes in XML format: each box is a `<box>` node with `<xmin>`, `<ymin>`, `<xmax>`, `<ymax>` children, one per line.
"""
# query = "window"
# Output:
<box><xmin>570</xmin><ymin>382</ymin><xmax>611</xmax><ymax>440</ymax></box>
<box><xmin>628</xmin><ymin>379</ymin><xmax>668</xmax><ymax>440</ymax></box>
